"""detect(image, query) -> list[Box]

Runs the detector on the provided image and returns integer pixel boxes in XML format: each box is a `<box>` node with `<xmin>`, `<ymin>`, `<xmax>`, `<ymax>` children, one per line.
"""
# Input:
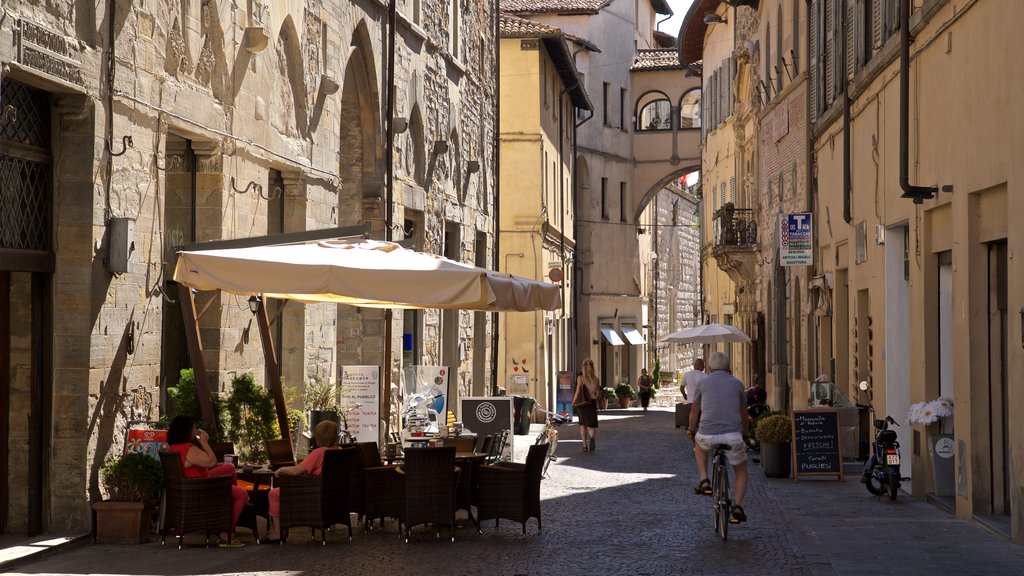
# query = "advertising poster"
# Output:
<box><xmin>556</xmin><ymin>371</ymin><xmax>574</xmax><ymax>416</ymax></box>
<box><xmin>340</xmin><ymin>365</ymin><xmax>380</xmax><ymax>443</ymax></box>
<box><xmin>780</xmin><ymin>212</ymin><xmax>813</xmax><ymax>266</ymax></box>
<box><xmin>401</xmin><ymin>365</ymin><xmax>450</xmax><ymax>429</ymax></box>
<box><xmin>460</xmin><ymin>396</ymin><xmax>513</xmax><ymax>461</ymax></box>
<box><xmin>124</xmin><ymin>428</ymin><xmax>168</xmax><ymax>460</ymax></box>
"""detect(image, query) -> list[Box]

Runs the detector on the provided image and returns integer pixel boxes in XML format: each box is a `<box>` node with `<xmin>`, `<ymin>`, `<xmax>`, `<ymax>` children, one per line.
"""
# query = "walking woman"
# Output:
<box><xmin>572</xmin><ymin>358</ymin><xmax>600</xmax><ymax>452</ymax></box>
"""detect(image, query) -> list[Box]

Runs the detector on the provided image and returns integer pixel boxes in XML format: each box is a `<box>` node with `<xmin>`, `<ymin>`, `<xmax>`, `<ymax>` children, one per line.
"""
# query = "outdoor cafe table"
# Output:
<box><xmin>455</xmin><ymin>452</ymin><xmax>487</xmax><ymax>529</ymax></box>
<box><xmin>235</xmin><ymin>467</ymin><xmax>274</xmax><ymax>539</ymax></box>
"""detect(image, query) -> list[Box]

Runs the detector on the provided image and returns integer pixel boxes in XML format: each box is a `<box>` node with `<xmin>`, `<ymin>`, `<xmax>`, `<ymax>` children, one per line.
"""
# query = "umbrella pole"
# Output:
<box><xmin>383</xmin><ymin>309</ymin><xmax>393</xmax><ymax>438</ymax></box>
<box><xmin>178</xmin><ymin>284</ymin><xmax>216</xmax><ymax>433</ymax></box>
<box><xmin>255</xmin><ymin>298</ymin><xmax>292</xmax><ymax>453</ymax></box>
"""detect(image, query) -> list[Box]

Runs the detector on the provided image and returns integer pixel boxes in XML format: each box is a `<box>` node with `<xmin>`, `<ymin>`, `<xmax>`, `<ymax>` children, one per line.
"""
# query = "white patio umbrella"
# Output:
<box><xmin>659</xmin><ymin>323</ymin><xmax>751</xmax><ymax>344</ymax></box>
<box><xmin>173</xmin><ymin>238</ymin><xmax>561</xmax><ymax>312</ymax></box>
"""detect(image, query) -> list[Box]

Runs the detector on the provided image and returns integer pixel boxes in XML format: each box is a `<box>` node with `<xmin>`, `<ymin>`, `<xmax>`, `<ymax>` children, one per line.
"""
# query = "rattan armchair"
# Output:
<box><xmin>476</xmin><ymin>443</ymin><xmax>547</xmax><ymax>534</ymax></box>
<box><xmin>265</xmin><ymin>438</ymin><xmax>296</xmax><ymax>469</ymax></box>
<box><xmin>356</xmin><ymin>442</ymin><xmax>403</xmax><ymax>532</ymax></box>
<box><xmin>158</xmin><ymin>451</ymin><xmax>234</xmax><ymax>549</ymax></box>
<box><xmin>397</xmin><ymin>446</ymin><xmax>460</xmax><ymax>542</ymax></box>
<box><xmin>276</xmin><ymin>448</ymin><xmax>354</xmax><ymax>545</ymax></box>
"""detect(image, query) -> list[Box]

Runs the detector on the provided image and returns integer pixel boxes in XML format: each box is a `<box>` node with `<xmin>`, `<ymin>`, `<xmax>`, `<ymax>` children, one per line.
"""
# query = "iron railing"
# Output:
<box><xmin>712</xmin><ymin>204</ymin><xmax>757</xmax><ymax>248</ymax></box>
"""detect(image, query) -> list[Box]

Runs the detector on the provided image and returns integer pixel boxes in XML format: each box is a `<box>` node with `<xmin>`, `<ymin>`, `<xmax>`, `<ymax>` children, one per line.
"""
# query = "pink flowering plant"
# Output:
<box><xmin>908</xmin><ymin>397</ymin><xmax>954</xmax><ymax>433</ymax></box>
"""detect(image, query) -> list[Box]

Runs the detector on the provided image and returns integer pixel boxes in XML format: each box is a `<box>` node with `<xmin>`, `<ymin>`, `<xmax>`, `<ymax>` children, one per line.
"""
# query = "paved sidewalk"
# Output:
<box><xmin>5</xmin><ymin>407</ymin><xmax>1022</xmax><ymax>575</ymax></box>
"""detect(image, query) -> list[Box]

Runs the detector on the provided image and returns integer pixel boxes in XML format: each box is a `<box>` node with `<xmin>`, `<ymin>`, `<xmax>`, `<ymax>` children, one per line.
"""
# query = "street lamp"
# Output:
<box><xmin>247</xmin><ymin>295</ymin><xmax>261</xmax><ymax>315</ymax></box>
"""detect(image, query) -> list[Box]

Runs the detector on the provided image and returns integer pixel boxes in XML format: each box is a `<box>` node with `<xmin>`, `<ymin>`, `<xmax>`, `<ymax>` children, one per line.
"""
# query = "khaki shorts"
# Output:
<box><xmin>695</xmin><ymin>432</ymin><xmax>748</xmax><ymax>465</ymax></box>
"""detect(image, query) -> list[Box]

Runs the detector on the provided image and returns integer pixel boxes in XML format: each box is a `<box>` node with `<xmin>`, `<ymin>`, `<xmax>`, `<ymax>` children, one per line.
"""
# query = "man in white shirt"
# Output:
<box><xmin>680</xmin><ymin>358</ymin><xmax>706</xmax><ymax>403</ymax></box>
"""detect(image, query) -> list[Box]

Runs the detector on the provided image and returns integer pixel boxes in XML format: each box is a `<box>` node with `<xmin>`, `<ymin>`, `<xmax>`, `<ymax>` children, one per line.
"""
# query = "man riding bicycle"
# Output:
<box><xmin>687</xmin><ymin>351</ymin><xmax>750</xmax><ymax>523</ymax></box>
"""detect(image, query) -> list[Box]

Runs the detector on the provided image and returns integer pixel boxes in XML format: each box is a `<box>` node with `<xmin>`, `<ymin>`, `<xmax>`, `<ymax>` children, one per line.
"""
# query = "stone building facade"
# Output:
<box><xmin>0</xmin><ymin>0</ymin><xmax>497</xmax><ymax>536</ymax></box>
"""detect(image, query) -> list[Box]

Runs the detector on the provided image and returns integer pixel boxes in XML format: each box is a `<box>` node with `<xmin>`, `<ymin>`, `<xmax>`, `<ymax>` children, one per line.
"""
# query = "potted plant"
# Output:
<box><xmin>93</xmin><ymin>452</ymin><xmax>164</xmax><ymax>543</ymax></box>
<box><xmin>598</xmin><ymin>386</ymin><xmax>616</xmax><ymax>410</ymax></box>
<box><xmin>224</xmin><ymin>372</ymin><xmax>279</xmax><ymax>465</ymax></box>
<box><xmin>304</xmin><ymin>376</ymin><xmax>340</xmax><ymax>445</ymax></box>
<box><xmin>165</xmin><ymin>368</ymin><xmax>227</xmax><ymax>440</ymax></box>
<box><xmin>615</xmin><ymin>383</ymin><xmax>636</xmax><ymax>408</ymax></box>
<box><xmin>755</xmin><ymin>413</ymin><xmax>793</xmax><ymax>478</ymax></box>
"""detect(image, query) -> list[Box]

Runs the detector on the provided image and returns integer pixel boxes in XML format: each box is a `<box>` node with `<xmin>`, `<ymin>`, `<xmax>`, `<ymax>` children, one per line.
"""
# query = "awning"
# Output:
<box><xmin>599</xmin><ymin>326</ymin><xmax>625</xmax><ymax>346</ymax></box>
<box><xmin>173</xmin><ymin>238</ymin><xmax>561</xmax><ymax>312</ymax></box>
<box><xmin>621</xmin><ymin>325</ymin><xmax>647</xmax><ymax>345</ymax></box>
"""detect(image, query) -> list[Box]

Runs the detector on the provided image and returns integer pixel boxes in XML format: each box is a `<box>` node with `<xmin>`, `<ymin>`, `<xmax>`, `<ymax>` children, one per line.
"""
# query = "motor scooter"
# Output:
<box><xmin>857</xmin><ymin>381</ymin><xmax>902</xmax><ymax>500</ymax></box>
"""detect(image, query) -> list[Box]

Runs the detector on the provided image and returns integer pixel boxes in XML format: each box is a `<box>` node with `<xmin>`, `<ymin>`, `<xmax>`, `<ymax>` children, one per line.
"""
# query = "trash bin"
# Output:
<box><xmin>513</xmin><ymin>396</ymin><xmax>535</xmax><ymax>435</ymax></box>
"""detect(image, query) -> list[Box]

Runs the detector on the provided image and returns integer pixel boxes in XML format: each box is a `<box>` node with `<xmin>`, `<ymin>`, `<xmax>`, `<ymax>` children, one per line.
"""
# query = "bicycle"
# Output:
<box><xmin>338</xmin><ymin>403</ymin><xmax>362</xmax><ymax>444</ymax></box>
<box><xmin>533</xmin><ymin>406</ymin><xmax>570</xmax><ymax>477</ymax></box>
<box><xmin>710</xmin><ymin>443</ymin><xmax>735</xmax><ymax>541</ymax></box>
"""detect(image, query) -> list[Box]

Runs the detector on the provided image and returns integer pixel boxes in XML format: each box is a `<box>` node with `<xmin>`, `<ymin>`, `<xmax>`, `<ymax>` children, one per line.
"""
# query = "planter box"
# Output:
<box><xmin>760</xmin><ymin>442</ymin><xmax>792</xmax><ymax>478</ymax></box>
<box><xmin>93</xmin><ymin>501</ymin><xmax>153</xmax><ymax>544</ymax></box>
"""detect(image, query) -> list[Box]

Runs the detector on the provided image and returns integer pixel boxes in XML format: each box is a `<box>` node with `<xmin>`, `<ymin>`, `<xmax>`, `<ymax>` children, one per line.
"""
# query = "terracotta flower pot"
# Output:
<box><xmin>618</xmin><ymin>397</ymin><xmax>631</xmax><ymax>409</ymax></box>
<box><xmin>598</xmin><ymin>399</ymin><xmax>609</xmax><ymax>410</ymax></box>
<box><xmin>93</xmin><ymin>500</ymin><xmax>154</xmax><ymax>544</ymax></box>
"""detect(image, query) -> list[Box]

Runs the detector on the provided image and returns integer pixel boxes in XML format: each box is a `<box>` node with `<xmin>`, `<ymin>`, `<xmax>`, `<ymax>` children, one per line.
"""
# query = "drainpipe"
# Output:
<box><xmin>842</xmin><ymin>0</ymin><xmax>852</xmax><ymax>224</ymax></box>
<box><xmin>898</xmin><ymin>0</ymin><xmax>937</xmax><ymax>203</ymax></box>
<box><xmin>382</xmin><ymin>0</ymin><xmax>397</xmax><ymax>436</ymax></box>
<box><xmin>491</xmin><ymin>6</ymin><xmax>501</xmax><ymax>394</ymax></box>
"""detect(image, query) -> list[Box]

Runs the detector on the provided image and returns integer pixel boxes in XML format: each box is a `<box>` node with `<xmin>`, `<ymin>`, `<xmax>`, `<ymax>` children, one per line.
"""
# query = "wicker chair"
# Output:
<box><xmin>485</xmin><ymin>430</ymin><xmax>509</xmax><ymax>464</ymax></box>
<box><xmin>477</xmin><ymin>434</ymin><xmax>494</xmax><ymax>456</ymax></box>
<box><xmin>476</xmin><ymin>443</ymin><xmax>547</xmax><ymax>534</ymax></box>
<box><xmin>208</xmin><ymin>442</ymin><xmax>235</xmax><ymax>462</ymax></box>
<box><xmin>265</xmin><ymin>438</ymin><xmax>296</xmax><ymax>469</ymax></box>
<box><xmin>397</xmin><ymin>447</ymin><xmax>460</xmax><ymax>542</ymax></box>
<box><xmin>157</xmin><ymin>451</ymin><xmax>234</xmax><ymax>549</ymax></box>
<box><xmin>276</xmin><ymin>448</ymin><xmax>354</xmax><ymax>545</ymax></box>
<box><xmin>355</xmin><ymin>442</ymin><xmax>403</xmax><ymax>532</ymax></box>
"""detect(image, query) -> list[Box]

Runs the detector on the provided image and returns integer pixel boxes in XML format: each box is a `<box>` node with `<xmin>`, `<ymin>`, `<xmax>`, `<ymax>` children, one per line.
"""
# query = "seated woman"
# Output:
<box><xmin>167</xmin><ymin>415</ymin><xmax>249</xmax><ymax>547</ymax></box>
<box><xmin>260</xmin><ymin>420</ymin><xmax>340</xmax><ymax>544</ymax></box>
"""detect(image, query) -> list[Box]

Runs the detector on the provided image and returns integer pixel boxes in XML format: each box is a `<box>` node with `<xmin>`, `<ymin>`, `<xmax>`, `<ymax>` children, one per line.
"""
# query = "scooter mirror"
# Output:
<box><xmin>858</xmin><ymin>380</ymin><xmax>869</xmax><ymax>392</ymax></box>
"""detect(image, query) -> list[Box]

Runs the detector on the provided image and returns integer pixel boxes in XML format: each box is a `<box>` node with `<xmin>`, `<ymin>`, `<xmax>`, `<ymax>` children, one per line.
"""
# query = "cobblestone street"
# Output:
<box><xmin>8</xmin><ymin>408</ymin><xmax>1024</xmax><ymax>576</ymax></box>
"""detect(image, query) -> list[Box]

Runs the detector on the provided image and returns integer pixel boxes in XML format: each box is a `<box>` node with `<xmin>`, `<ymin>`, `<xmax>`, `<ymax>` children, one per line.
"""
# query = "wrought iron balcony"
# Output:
<box><xmin>712</xmin><ymin>204</ymin><xmax>756</xmax><ymax>247</ymax></box>
<box><xmin>710</xmin><ymin>203</ymin><xmax>758</xmax><ymax>284</ymax></box>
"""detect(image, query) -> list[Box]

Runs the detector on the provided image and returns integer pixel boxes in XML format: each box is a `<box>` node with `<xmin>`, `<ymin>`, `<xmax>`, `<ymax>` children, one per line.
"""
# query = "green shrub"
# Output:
<box><xmin>166</xmin><ymin>368</ymin><xmax>227</xmax><ymax>441</ymax></box>
<box><xmin>225</xmin><ymin>372</ymin><xmax>279</xmax><ymax>464</ymax></box>
<box><xmin>754</xmin><ymin>413</ymin><xmax>793</xmax><ymax>444</ymax></box>
<box><xmin>101</xmin><ymin>452</ymin><xmax>163</xmax><ymax>502</ymax></box>
<box><xmin>615</xmin><ymin>383</ymin><xmax>637</xmax><ymax>399</ymax></box>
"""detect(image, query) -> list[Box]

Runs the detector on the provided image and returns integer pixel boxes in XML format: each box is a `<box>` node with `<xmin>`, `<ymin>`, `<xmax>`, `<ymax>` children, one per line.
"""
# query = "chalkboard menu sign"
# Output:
<box><xmin>460</xmin><ymin>397</ymin><xmax>513</xmax><ymax>461</ymax></box>
<box><xmin>792</xmin><ymin>409</ymin><xmax>844</xmax><ymax>481</ymax></box>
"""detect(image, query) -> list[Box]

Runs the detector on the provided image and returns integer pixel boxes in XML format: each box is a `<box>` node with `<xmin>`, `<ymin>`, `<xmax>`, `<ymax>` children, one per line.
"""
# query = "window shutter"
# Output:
<box><xmin>730</xmin><ymin>57</ymin><xmax>736</xmax><ymax>116</ymax></box>
<box><xmin>832</xmin><ymin>0</ymin><xmax>842</xmax><ymax>103</ymax></box>
<box><xmin>725</xmin><ymin>58</ymin><xmax>733</xmax><ymax>120</ymax></box>
<box><xmin>872</xmin><ymin>0</ymin><xmax>882</xmax><ymax>49</ymax></box>
<box><xmin>810</xmin><ymin>0</ymin><xmax>819</xmax><ymax>122</ymax></box>
<box><xmin>824</xmin><ymin>0</ymin><xmax>834</xmax><ymax>105</ymax></box>
<box><xmin>730</xmin><ymin>176</ymin><xmax>736</xmax><ymax>204</ymax></box>
<box><xmin>721</xmin><ymin>181</ymin><xmax>727</xmax><ymax>208</ymax></box>
<box><xmin>846</xmin><ymin>0</ymin><xmax>856</xmax><ymax>81</ymax></box>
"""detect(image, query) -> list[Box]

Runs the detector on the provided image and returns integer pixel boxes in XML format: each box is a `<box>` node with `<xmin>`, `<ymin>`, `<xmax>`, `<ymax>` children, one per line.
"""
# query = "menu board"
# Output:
<box><xmin>792</xmin><ymin>409</ymin><xmax>843</xmax><ymax>481</ymax></box>
<box><xmin>339</xmin><ymin>365</ymin><xmax>380</xmax><ymax>444</ymax></box>
<box><xmin>460</xmin><ymin>397</ymin><xmax>513</xmax><ymax>461</ymax></box>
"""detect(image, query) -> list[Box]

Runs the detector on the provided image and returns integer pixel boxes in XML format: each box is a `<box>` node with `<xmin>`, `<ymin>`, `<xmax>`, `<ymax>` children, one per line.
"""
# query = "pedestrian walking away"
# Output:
<box><xmin>572</xmin><ymin>358</ymin><xmax>600</xmax><ymax>452</ymax></box>
<box><xmin>687</xmin><ymin>351</ymin><xmax>750</xmax><ymax>523</ymax></box>
<box><xmin>680</xmin><ymin>357</ymin><xmax>706</xmax><ymax>402</ymax></box>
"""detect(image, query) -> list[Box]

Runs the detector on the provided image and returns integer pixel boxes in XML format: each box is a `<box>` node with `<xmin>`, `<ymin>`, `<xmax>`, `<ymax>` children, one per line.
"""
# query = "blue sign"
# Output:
<box><xmin>780</xmin><ymin>212</ymin><xmax>813</xmax><ymax>266</ymax></box>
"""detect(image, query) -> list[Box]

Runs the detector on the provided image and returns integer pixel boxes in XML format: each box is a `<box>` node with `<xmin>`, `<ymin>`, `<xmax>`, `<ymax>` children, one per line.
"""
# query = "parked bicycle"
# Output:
<box><xmin>338</xmin><ymin>403</ymin><xmax>361</xmax><ymax>444</ymax></box>
<box><xmin>533</xmin><ymin>405</ymin><xmax>570</xmax><ymax>477</ymax></box>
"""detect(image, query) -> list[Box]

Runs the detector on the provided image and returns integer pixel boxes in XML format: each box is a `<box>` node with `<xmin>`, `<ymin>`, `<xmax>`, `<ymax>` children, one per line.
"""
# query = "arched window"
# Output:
<box><xmin>635</xmin><ymin>90</ymin><xmax>672</xmax><ymax>131</ymax></box>
<box><xmin>777</xmin><ymin>4</ymin><xmax>784</xmax><ymax>90</ymax></box>
<box><xmin>679</xmin><ymin>88</ymin><xmax>701</xmax><ymax>129</ymax></box>
<box><xmin>765</xmin><ymin>22</ymin><xmax>772</xmax><ymax>94</ymax></box>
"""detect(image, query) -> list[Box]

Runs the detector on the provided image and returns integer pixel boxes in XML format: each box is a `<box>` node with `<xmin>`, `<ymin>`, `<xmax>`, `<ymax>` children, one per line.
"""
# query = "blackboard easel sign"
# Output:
<box><xmin>792</xmin><ymin>409</ymin><xmax>844</xmax><ymax>482</ymax></box>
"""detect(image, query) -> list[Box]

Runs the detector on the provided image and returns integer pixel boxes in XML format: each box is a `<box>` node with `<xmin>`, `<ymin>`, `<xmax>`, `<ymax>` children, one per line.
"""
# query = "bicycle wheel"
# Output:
<box><xmin>712</xmin><ymin>453</ymin><xmax>730</xmax><ymax>541</ymax></box>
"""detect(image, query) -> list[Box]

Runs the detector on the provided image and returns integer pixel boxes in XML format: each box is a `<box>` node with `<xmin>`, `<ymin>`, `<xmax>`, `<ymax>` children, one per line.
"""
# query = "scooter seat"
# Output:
<box><xmin>878</xmin><ymin>430</ymin><xmax>897</xmax><ymax>444</ymax></box>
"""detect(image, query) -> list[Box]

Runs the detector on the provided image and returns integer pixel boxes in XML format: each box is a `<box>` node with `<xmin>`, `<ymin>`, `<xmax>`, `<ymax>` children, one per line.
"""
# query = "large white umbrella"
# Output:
<box><xmin>173</xmin><ymin>238</ymin><xmax>561</xmax><ymax>312</ymax></box>
<box><xmin>659</xmin><ymin>323</ymin><xmax>751</xmax><ymax>344</ymax></box>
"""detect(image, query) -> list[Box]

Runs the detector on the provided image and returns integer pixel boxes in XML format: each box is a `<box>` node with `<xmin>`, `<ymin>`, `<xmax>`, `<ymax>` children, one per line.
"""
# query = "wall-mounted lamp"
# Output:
<box><xmin>248</xmin><ymin>295</ymin><xmax>261</xmax><ymax>315</ymax></box>
<box><xmin>704</xmin><ymin>14</ymin><xmax>727</xmax><ymax>25</ymax></box>
<box><xmin>243</xmin><ymin>27</ymin><xmax>270</xmax><ymax>53</ymax></box>
<box><xmin>466</xmin><ymin>160</ymin><xmax>480</xmax><ymax>174</ymax></box>
<box><xmin>393</xmin><ymin>117</ymin><xmax>409</xmax><ymax>134</ymax></box>
<box><xmin>318</xmin><ymin>74</ymin><xmax>340</xmax><ymax>96</ymax></box>
<box><xmin>684</xmin><ymin>65</ymin><xmax>701</xmax><ymax>78</ymax></box>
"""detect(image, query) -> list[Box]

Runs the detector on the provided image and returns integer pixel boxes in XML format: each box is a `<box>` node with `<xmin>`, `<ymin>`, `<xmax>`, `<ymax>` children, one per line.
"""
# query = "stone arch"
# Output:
<box><xmin>679</xmin><ymin>88</ymin><xmax>702</xmax><ymax>129</ymax></box>
<box><xmin>271</xmin><ymin>16</ymin><xmax>308</xmax><ymax>138</ymax></box>
<box><xmin>633</xmin><ymin>165</ymin><xmax>701</xmax><ymax>223</ymax></box>
<box><xmin>339</xmin><ymin>20</ymin><xmax>382</xmax><ymax>225</ymax></box>
<box><xmin>635</xmin><ymin>90</ymin><xmax>672</xmax><ymax>131</ymax></box>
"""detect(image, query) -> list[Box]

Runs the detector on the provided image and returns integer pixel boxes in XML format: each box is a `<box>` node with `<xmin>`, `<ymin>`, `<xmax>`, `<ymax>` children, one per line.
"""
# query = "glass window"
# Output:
<box><xmin>679</xmin><ymin>88</ymin><xmax>701</xmax><ymax>129</ymax></box>
<box><xmin>636</xmin><ymin>91</ymin><xmax>672</xmax><ymax>130</ymax></box>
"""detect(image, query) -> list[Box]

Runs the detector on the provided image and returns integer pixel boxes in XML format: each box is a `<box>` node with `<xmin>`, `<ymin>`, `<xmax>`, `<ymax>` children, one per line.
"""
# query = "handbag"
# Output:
<box><xmin>571</xmin><ymin>385</ymin><xmax>592</xmax><ymax>408</ymax></box>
